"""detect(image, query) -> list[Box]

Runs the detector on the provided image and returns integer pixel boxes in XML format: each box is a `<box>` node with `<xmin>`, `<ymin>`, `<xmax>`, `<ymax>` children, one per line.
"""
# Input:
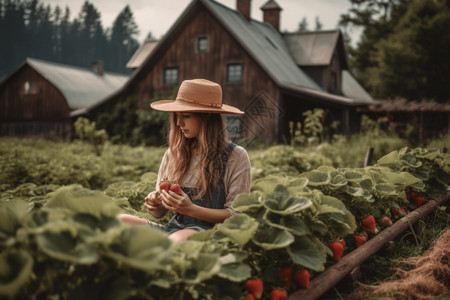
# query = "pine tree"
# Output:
<box><xmin>109</xmin><ymin>5</ymin><xmax>139</xmax><ymax>73</ymax></box>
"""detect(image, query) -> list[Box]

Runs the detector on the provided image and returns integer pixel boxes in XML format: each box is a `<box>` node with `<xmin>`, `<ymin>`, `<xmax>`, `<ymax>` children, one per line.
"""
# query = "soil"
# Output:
<box><xmin>344</xmin><ymin>229</ymin><xmax>450</xmax><ymax>300</ymax></box>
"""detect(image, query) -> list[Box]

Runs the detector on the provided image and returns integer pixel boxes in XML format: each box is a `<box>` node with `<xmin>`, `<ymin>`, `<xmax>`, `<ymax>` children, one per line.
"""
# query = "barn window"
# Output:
<box><xmin>24</xmin><ymin>81</ymin><xmax>38</xmax><ymax>95</ymax></box>
<box><xmin>196</xmin><ymin>35</ymin><xmax>209</xmax><ymax>53</ymax></box>
<box><xmin>226</xmin><ymin>63</ymin><xmax>243</xmax><ymax>83</ymax></box>
<box><xmin>164</xmin><ymin>67</ymin><xmax>179</xmax><ymax>85</ymax></box>
<box><xmin>24</xmin><ymin>81</ymin><xmax>31</xmax><ymax>94</ymax></box>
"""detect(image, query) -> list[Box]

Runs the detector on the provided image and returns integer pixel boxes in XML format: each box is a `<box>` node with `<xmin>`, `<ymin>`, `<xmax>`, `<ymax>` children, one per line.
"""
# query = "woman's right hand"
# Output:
<box><xmin>144</xmin><ymin>191</ymin><xmax>162</xmax><ymax>212</ymax></box>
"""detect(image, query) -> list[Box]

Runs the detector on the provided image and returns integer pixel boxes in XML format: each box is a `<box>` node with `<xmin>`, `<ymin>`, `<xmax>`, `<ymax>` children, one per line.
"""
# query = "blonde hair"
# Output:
<box><xmin>166</xmin><ymin>112</ymin><xmax>230</xmax><ymax>198</ymax></box>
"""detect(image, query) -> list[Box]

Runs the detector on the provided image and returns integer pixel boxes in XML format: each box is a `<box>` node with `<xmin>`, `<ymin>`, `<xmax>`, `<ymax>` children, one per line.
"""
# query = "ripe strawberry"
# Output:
<box><xmin>270</xmin><ymin>289</ymin><xmax>287</xmax><ymax>300</ymax></box>
<box><xmin>414</xmin><ymin>196</ymin><xmax>425</xmax><ymax>207</ymax></box>
<box><xmin>279</xmin><ymin>266</ymin><xmax>293</xmax><ymax>290</ymax></box>
<box><xmin>159</xmin><ymin>180</ymin><xmax>171</xmax><ymax>192</ymax></box>
<box><xmin>361</xmin><ymin>215</ymin><xmax>378</xmax><ymax>234</ymax></box>
<box><xmin>400</xmin><ymin>208</ymin><xmax>407</xmax><ymax>215</ymax></box>
<box><xmin>294</xmin><ymin>269</ymin><xmax>310</xmax><ymax>288</ymax></box>
<box><xmin>410</xmin><ymin>191</ymin><xmax>419</xmax><ymax>199</ymax></box>
<box><xmin>380</xmin><ymin>216</ymin><xmax>393</xmax><ymax>227</ymax></box>
<box><xmin>245</xmin><ymin>278</ymin><xmax>263</xmax><ymax>299</ymax></box>
<box><xmin>245</xmin><ymin>293</ymin><xmax>255</xmax><ymax>300</ymax></box>
<box><xmin>169</xmin><ymin>183</ymin><xmax>183</xmax><ymax>195</ymax></box>
<box><xmin>328</xmin><ymin>241</ymin><xmax>344</xmax><ymax>262</ymax></box>
<box><xmin>355</xmin><ymin>235</ymin><xmax>367</xmax><ymax>248</ymax></box>
<box><xmin>338</xmin><ymin>238</ymin><xmax>346</xmax><ymax>248</ymax></box>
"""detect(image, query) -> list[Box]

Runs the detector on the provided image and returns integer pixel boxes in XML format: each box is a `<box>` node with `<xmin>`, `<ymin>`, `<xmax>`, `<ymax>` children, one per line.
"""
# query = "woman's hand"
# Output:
<box><xmin>144</xmin><ymin>191</ymin><xmax>161</xmax><ymax>212</ymax></box>
<box><xmin>159</xmin><ymin>189</ymin><xmax>194</xmax><ymax>215</ymax></box>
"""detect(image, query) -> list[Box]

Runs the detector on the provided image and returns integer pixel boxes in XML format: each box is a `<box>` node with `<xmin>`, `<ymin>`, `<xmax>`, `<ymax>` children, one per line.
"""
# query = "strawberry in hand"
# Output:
<box><xmin>159</xmin><ymin>180</ymin><xmax>171</xmax><ymax>192</ymax></box>
<box><xmin>169</xmin><ymin>183</ymin><xmax>183</xmax><ymax>195</ymax></box>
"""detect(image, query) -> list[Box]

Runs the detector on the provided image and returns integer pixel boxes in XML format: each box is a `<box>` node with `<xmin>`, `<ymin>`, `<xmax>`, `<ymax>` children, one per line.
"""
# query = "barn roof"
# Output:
<box><xmin>342</xmin><ymin>70</ymin><xmax>373</xmax><ymax>103</ymax></box>
<box><xmin>23</xmin><ymin>58</ymin><xmax>128</xmax><ymax>110</ymax></box>
<box><xmin>126</xmin><ymin>39</ymin><xmax>159</xmax><ymax>69</ymax></box>
<box><xmin>283</xmin><ymin>30</ymin><xmax>348</xmax><ymax>68</ymax></box>
<box><xmin>203</xmin><ymin>0</ymin><xmax>322</xmax><ymax>91</ymax></box>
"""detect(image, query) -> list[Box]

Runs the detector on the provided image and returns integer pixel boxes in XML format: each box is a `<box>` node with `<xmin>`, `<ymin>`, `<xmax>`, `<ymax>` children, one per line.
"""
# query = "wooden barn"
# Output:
<box><xmin>80</xmin><ymin>0</ymin><xmax>374</xmax><ymax>144</ymax></box>
<box><xmin>0</xmin><ymin>58</ymin><xmax>128</xmax><ymax>139</ymax></box>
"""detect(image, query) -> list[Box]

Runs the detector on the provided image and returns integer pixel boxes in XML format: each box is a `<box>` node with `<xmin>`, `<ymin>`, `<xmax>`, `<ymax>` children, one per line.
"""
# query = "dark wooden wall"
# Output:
<box><xmin>0</xmin><ymin>65</ymin><xmax>71</xmax><ymax>138</ymax></box>
<box><xmin>137</xmin><ymin>5</ymin><xmax>281</xmax><ymax>143</ymax></box>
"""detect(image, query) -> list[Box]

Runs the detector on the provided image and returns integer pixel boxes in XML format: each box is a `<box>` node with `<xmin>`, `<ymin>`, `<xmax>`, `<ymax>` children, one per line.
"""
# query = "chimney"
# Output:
<box><xmin>91</xmin><ymin>60</ymin><xmax>104</xmax><ymax>76</ymax></box>
<box><xmin>237</xmin><ymin>0</ymin><xmax>251</xmax><ymax>21</ymax></box>
<box><xmin>261</xmin><ymin>0</ymin><xmax>282</xmax><ymax>32</ymax></box>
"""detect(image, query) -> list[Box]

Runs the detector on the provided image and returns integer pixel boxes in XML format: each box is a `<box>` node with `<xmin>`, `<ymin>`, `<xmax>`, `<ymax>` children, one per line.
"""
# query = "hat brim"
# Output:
<box><xmin>150</xmin><ymin>100</ymin><xmax>244</xmax><ymax>115</ymax></box>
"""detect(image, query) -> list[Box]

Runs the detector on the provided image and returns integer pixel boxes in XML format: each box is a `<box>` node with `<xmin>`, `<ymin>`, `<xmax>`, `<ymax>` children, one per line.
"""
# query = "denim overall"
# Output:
<box><xmin>164</xmin><ymin>143</ymin><xmax>237</xmax><ymax>234</ymax></box>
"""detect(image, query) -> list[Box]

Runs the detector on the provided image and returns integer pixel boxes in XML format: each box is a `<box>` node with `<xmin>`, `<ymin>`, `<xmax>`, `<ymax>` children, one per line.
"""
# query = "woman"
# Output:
<box><xmin>118</xmin><ymin>79</ymin><xmax>252</xmax><ymax>243</ymax></box>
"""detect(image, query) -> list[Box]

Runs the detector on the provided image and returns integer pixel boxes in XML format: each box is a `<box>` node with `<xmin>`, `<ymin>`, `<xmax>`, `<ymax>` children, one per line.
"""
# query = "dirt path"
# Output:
<box><xmin>345</xmin><ymin>229</ymin><xmax>450</xmax><ymax>299</ymax></box>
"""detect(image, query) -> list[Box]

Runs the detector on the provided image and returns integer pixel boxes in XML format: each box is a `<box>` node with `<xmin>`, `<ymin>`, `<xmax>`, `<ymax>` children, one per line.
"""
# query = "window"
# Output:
<box><xmin>24</xmin><ymin>81</ymin><xmax>38</xmax><ymax>95</ymax></box>
<box><xmin>164</xmin><ymin>67</ymin><xmax>179</xmax><ymax>85</ymax></box>
<box><xmin>226</xmin><ymin>63</ymin><xmax>243</xmax><ymax>83</ymax></box>
<box><xmin>196</xmin><ymin>35</ymin><xmax>209</xmax><ymax>53</ymax></box>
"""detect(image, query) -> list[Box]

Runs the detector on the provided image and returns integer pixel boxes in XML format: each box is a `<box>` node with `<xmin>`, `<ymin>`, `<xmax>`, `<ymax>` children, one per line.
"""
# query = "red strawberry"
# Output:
<box><xmin>270</xmin><ymin>289</ymin><xmax>287</xmax><ymax>300</ymax></box>
<box><xmin>338</xmin><ymin>238</ymin><xmax>346</xmax><ymax>248</ymax></box>
<box><xmin>159</xmin><ymin>180</ymin><xmax>171</xmax><ymax>192</ymax></box>
<box><xmin>361</xmin><ymin>215</ymin><xmax>378</xmax><ymax>234</ymax></box>
<box><xmin>169</xmin><ymin>183</ymin><xmax>183</xmax><ymax>195</ymax></box>
<box><xmin>410</xmin><ymin>191</ymin><xmax>419</xmax><ymax>199</ymax></box>
<box><xmin>400</xmin><ymin>208</ymin><xmax>407</xmax><ymax>215</ymax></box>
<box><xmin>381</xmin><ymin>216</ymin><xmax>393</xmax><ymax>227</ymax></box>
<box><xmin>414</xmin><ymin>196</ymin><xmax>425</xmax><ymax>207</ymax></box>
<box><xmin>328</xmin><ymin>241</ymin><xmax>344</xmax><ymax>262</ymax></box>
<box><xmin>279</xmin><ymin>266</ymin><xmax>293</xmax><ymax>290</ymax></box>
<box><xmin>245</xmin><ymin>293</ymin><xmax>255</xmax><ymax>300</ymax></box>
<box><xmin>245</xmin><ymin>278</ymin><xmax>263</xmax><ymax>299</ymax></box>
<box><xmin>355</xmin><ymin>235</ymin><xmax>367</xmax><ymax>248</ymax></box>
<box><xmin>294</xmin><ymin>269</ymin><xmax>310</xmax><ymax>288</ymax></box>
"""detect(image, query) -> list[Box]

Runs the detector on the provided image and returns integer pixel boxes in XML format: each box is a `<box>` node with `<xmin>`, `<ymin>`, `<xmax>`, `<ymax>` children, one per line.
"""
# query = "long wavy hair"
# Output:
<box><xmin>166</xmin><ymin>112</ymin><xmax>230</xmax><ymax>199</ymax></box>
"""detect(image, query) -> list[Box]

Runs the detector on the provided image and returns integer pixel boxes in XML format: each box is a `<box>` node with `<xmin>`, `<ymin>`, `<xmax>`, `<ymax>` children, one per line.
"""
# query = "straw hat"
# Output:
<box><xmin>150</xmin><ymin>79</ymin><xmax>244</xmax><ymax>114</ymax></box>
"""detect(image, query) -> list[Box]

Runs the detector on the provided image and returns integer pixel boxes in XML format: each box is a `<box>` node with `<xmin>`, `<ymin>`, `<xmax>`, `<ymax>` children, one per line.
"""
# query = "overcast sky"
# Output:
<box><xmin>41</xmin><ymin>0</ymin><xmax>361</xmax><ymax>45</ymax></box>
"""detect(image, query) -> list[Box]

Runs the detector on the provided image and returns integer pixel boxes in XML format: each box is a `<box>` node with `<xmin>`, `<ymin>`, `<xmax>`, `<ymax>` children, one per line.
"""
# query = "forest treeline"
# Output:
<box><xmin>339</xmin><ymin>0</ymin><xmax>450</xmax><ymax>102</ymax></box>
<box><xmin>1</xmin><ymin>0</ymin><xmax>449</xmax><ymax>102</ymax></box>
<box><xmin>0</xmin><ymin>0</ymin><xmax>141</xmax><ymax>78</ymax></box>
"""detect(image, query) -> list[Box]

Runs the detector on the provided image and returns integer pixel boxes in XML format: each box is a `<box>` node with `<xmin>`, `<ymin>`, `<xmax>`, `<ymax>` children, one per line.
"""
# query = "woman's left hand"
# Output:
<box><xmin>159</xmin><ymin>189</ymin><xmax>194</xmax><ymax>215</ymax></box>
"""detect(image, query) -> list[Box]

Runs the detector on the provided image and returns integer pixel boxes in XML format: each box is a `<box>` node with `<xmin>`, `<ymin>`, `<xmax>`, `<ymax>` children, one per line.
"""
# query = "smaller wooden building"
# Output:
<box><xmin>0</xmin><ymin>58</ymin><xmax>128</xmax><ymax>139</ymax></box>
<box><xmin>359</xmin><ymin>98</ymin><xmax>450</xmax><ymax>144</ymax></box>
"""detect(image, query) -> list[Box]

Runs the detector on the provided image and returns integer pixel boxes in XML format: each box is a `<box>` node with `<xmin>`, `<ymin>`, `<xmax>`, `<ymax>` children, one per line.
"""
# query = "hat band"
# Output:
<box><xmin>177</xmin><ymin>97</ymin><xmax>223</xmax><ymax>108</ymax></box>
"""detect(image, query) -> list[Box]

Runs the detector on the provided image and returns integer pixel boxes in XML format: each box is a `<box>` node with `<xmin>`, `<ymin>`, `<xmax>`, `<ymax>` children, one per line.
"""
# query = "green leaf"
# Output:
<box><xmin>284</xmin><ymin>215</ymin><xmax>310</xmax><ymax>236</ymax></box>
<box><xmin>106</xmin><ymin>226</ymin><xmax>172</xmax><ymax>272</ymax></box>
<box><xmin>252</xmin><ymin>226</ymin><xmax>295</xmax><ymax>250</ymax></box>
<box><xmin>216</xmin><ymin>214</ymin><xmax>259</xmax><ymax>247</ymax></box>
<box><xmin>231</xmin><ymin>193</ymin><xmax>262</xmax><ymax>213</ymax></box>
<box><xmin>36</xmin><ymin>231</ymin><xmax>99</xmax><ymax>264</ymax></box>
<box><xmin>218</xmin><ymin>263</ymin><xmax>252</xmax><ymax>282</ymax></box>
<box><xmin>0</xmin><ymin>200</ymin><xmax>27</xmax><ymax>235</ymax></box>
<box><xmin>264</xmin><ymin>195</ymin><xmax>312</xmax><ymax>215</ymax></box>
<box><xmin>287</xmin><ymin>236</ymin><xmax>326</xmax><ymax>271</ymax></box>
<box><xmin>45</xmin><ymin>186</ymin><xmax>120</xmax><ymax>218</ymax></box>
<box><xmin>301</xmin><ymin>171</ymin><xmax>330</xmax><ymax>186</ymax></box>
<box><xmin>0</xmin><ymin>250</ymin><xmax>33</xmax><ymax>298</ymax></box>
<box><xmin>343</xmin><ymin>170</ymin><xmax>364</xmax><ymax>182</ymax></box>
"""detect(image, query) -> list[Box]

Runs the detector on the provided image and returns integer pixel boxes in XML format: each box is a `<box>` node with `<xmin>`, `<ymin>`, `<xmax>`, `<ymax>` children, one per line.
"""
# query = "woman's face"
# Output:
<box><xmin>176</xmin><ymin>112</ymin><xmax>202</xmax><ymax>139</ymax></box>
